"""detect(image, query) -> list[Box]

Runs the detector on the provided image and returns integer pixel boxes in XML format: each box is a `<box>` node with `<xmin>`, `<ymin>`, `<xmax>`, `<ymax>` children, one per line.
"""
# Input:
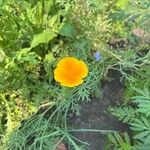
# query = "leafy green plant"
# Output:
<box><xmin>109</xmin><ymin>86</ymin><xmax>150</xmax><ymax>150</ymax></box>
<box><xmin>109</xmin><ymin>106</ymin><xmax>136</xmax><ymax>123</ymax></box>
<box><xmin>107</xmin><ymin>132</ymin><xmax>132</xmax><ymax>150</ymax></box>
<box><xmin>0</xmin><ymin>0</ymin><xmax>68</xmax><ymax>146</ymax></box>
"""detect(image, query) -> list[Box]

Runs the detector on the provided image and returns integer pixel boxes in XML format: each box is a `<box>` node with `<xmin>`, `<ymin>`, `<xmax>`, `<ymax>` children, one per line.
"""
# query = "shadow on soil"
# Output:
<box><xmin>68</xmin><ymin>70</ymin><xmax>130</xmax><ymax>150</ymax></box>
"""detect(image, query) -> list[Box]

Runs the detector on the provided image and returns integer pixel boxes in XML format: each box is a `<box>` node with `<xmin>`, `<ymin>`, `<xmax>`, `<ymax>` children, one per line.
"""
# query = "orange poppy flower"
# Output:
<box><xmin>54</xmin><ymin>57</ymin><xmax>88</xmax><ymax>87</ymax></box>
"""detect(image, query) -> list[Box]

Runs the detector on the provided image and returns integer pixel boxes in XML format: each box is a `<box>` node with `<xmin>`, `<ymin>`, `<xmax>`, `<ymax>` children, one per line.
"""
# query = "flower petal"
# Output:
<box><xmin>54</xmin><ymin>57</ymin><xmax>88</xmax><ymax>87</ymax></box>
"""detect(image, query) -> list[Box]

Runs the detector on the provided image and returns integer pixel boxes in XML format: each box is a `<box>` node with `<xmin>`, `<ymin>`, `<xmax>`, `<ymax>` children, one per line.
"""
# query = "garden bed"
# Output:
<box><xmin>69</xmin><ymin>70</ymin><xmax>130</xmax><ymax>150</ymax></box>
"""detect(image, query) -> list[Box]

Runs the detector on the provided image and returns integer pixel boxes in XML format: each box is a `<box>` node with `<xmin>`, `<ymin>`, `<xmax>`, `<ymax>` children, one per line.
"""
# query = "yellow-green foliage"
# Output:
<box><xmin>0</xmin><ymin>0</ymin><xmax>64</xmax><ymax>144</ymax></box>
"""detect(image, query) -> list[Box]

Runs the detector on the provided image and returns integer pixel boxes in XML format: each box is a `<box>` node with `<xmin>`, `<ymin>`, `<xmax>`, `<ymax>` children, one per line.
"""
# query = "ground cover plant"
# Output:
<box><xmin>0</xmin><ymin>0</ymin><xmax>150</xmax><ymax>150</ymax></box>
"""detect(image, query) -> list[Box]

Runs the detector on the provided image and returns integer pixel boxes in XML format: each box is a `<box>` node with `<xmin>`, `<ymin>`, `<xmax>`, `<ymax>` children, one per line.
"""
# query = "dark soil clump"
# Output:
<box><xmin>68</xmin><ymin>70</ymin><xmax>130</xmax><ymax>150</ymax></box>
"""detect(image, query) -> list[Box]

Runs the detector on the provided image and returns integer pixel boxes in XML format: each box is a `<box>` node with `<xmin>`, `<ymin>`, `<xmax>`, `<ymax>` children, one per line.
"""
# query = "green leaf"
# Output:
<box><xmin>59</xmin><ymin>22</ymin><xmax>76</xmax><ymax>38</ymax></box>
<box><xmin>109</xmin><ymin>106</ymin><xmax>135</xmax><ymax>123</ymax></box>
<box><xmin>124</xmin><ymin>132</ymin><xmax>131</xmax><ymax>144</ymax></box>
<box><xmin>44</xmin><ymin>0</ymin><xmax>54</xmax><ymax>15</ymax></box>
<box><xmin>136</xmin><ymin>144</ymin><xmax>150</xmax><ymax>150</ymax></box>
<box><xmin>44</xmin><ymin>53</ymin><xmax>55</xmax><ymax>64</ymax></box>
<box><xmin>0</xmin><ymin>36</ymin><xmax>3</xmax><ymax>41</ymax></box>
<box><xmin>121</xmin><ymin>142</ymin><xmax>132</xmax><ymax>150</ymax></box>
<box><xmin>145</xmin><ymin>135</ymin><xmax>150</xmax><ymax>144</ymax></box>
<box><xmin>34</xmin><ymin>1</ymin><xmax>43</xmax><ymax>26</ymax></box>
<box><xmin>44</xmin><ymin>53</ymin><xmax>55</xmax><ymax>80</ymax></box>
<box><xmin>0</xmin><ymin>49</ymin><xmax>5</xmax><ymax>62</ymax></box>
<box><xmin>116</xmin><ymin>0</ymin><xmax>129</xmax><ymax>9</ymax></box>
<box><xmin>134</xmin><ymin>131</ymin><xmax>150</xmax><ymax>140</ymax></box>
<box><xmin>108</xmin><ymin>132</ymin><xmax>132</xmax><ymax>150</ymax></box>
<box><xmin>31</xmin><ymin>29</ymin><xmax>56</xmax><ymax>48</ymax></box>
<box><xmin>114</xmin><ymin>132</ymin><xmax>124</xmax><ymax>145</ymax></box>
<box><xmin>108</xmin><ymin>133</ymin><xmax>117</xmax><ymax>144</ymax></box>
<box><xmin>131</xmin><ymin>117</ymin><xmax>149</xmax><ymax>131</ymax></box>
<box><xmin>17</xmin><ymin>48</ymin><xmax>31</xmax><ymax>60</ymax></box>
<box><xmin>134</xmin><ymin>100</ymin><xmax>150</xmax><ymax>116</ymax></box>
<box><xmin>48</xmin><ymin>15</ymin><xmax>58</xmax><ymax>27</ymax></box>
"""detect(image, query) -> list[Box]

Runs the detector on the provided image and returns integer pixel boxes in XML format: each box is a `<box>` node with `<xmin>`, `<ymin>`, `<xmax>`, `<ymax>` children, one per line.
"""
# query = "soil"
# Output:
<box><xmin>68</xmin><ymin>70</ymin><xmax>130</xmax><ymax>150</ymax></box>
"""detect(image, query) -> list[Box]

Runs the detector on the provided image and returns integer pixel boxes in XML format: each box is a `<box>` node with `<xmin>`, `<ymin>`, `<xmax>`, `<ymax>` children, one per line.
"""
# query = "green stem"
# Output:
<box><xmin>100</xmin><ymin>49</ymin><xmax>123</xmax><ymax>62</ymax></box>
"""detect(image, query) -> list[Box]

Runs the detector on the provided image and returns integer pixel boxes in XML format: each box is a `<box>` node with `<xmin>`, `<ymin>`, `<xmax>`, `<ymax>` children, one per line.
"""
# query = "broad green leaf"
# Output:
<box><xmin>31</xmin><ymin>29</ymin><xmax>56</xmax><ymax>48</ymax></box>
<box><xmin>20</xmin><ymin>52</ymin><xmax>39</xmax><ymax>65</ymax></box>
<box><xmin>59</xmin><ymin>22</ymin><xmax>76</xmax><ymax>38</ymax></box>
<box><xmin>17</xmin><ymin>48</ymin><xmax>31</xmax><ymax>60</ymax></box>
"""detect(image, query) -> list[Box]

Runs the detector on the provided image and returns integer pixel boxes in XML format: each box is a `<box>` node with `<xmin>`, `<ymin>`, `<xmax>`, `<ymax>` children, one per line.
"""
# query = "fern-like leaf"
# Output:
<box><xmin>109</xmin><ymin>106</ymin><xmax>136</xmax><ymax>123</ymax></box>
